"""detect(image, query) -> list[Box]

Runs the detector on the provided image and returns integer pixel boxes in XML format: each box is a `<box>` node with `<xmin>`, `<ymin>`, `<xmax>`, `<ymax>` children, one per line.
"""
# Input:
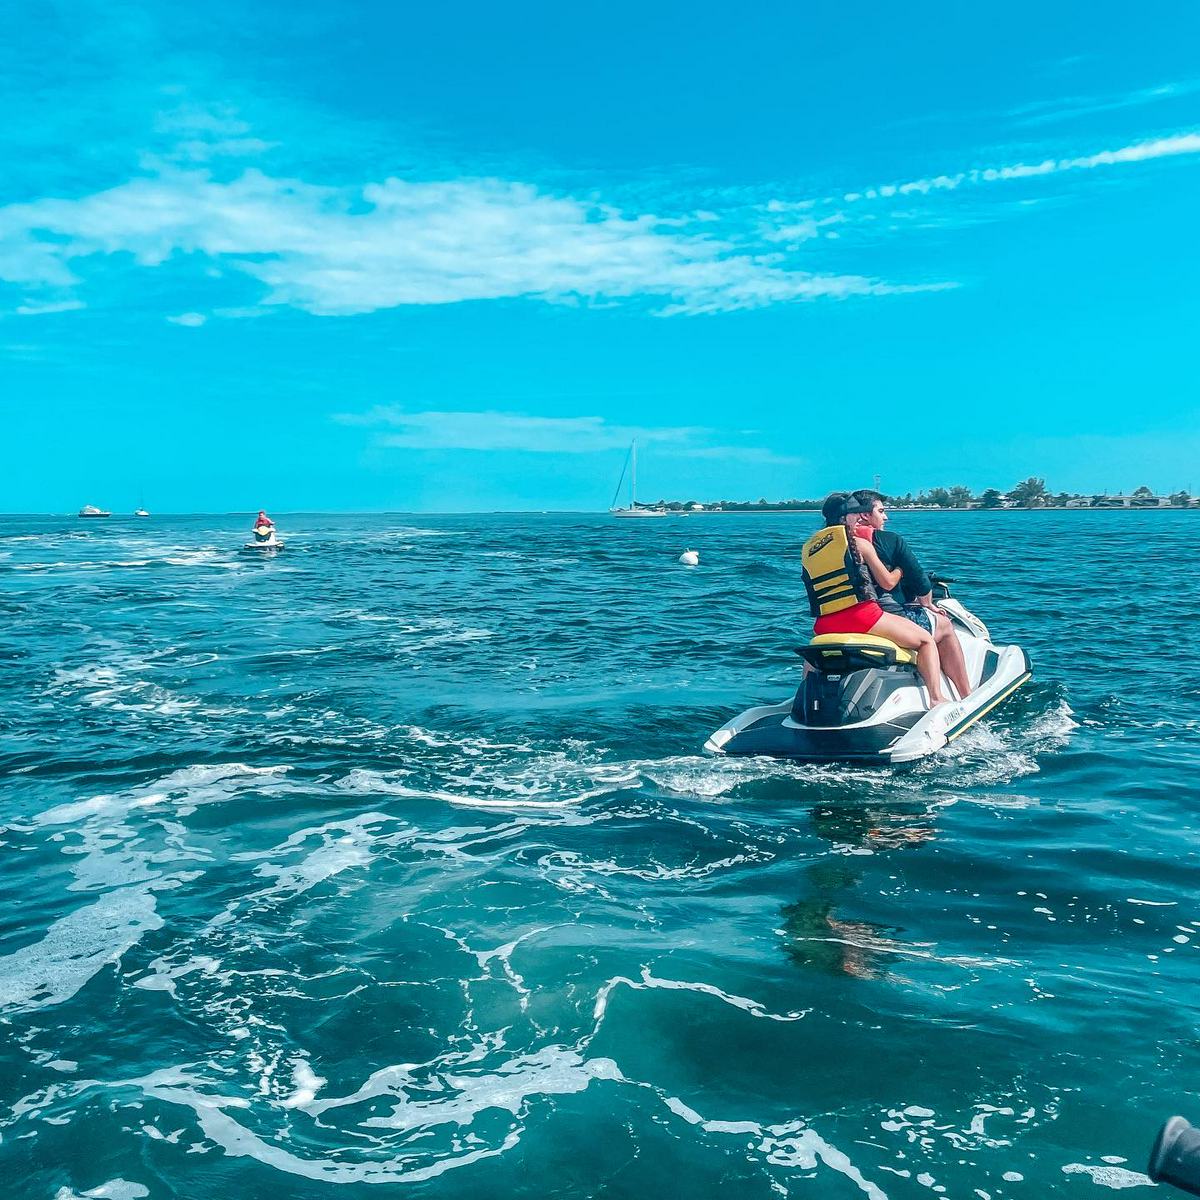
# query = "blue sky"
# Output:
<box><xmin>2</xmin><ymin>0</ymin><xmax>1199</xmax><ymax>511</ymax></box>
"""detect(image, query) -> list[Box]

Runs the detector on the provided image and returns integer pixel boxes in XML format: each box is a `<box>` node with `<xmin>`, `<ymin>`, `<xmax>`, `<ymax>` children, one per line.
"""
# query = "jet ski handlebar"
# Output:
<box><xmin>1150</xmin><ymin>1117</ymin><xmax>1200</xmax><ymax>1196</ymax></box>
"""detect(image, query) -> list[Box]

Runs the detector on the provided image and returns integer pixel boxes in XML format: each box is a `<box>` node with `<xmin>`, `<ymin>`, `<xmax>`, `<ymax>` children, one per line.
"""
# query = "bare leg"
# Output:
<box><xmin>868</xmin><ymin>612</ymin><xmax>946</xmax><ymax>705</ymax></box>
<box><xmin>932</xmin><ymin>611</ymin><xmax>971</xmax><ymax>698</ymax></box>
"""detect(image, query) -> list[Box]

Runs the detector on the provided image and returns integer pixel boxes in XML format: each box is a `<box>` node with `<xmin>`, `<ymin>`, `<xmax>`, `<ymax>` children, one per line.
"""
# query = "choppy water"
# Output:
<box><xmin>1</xmin><ymin>510</ymin><xmax>1196</xmax><ymax>1199</ymax></box>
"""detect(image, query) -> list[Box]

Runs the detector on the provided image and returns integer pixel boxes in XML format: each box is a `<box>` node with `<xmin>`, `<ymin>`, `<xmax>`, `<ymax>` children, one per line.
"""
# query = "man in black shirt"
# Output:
<box><xmin>851</xmin><ymin>490</ymin><xmax>972</xmax><ymax>698</ymax></box>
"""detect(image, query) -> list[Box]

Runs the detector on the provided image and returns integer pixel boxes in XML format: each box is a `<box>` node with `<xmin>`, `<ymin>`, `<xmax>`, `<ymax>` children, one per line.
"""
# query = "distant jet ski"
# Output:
<box><xmin>244</xmin><ymin>519</ymin><xmax>284</xmax><ymax>552</ymax></box>
<box><xmin>705</xmin><ymin>578</ymin><xmax>1030</xmax><ymax>765</ymax></box>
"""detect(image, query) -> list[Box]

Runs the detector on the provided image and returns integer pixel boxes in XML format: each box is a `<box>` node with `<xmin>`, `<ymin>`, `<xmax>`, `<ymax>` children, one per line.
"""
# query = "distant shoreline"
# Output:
<box><xmin>629</xmin><ymin>483</ymin><xmax>1198</xmax><ymax>514</ymax></box>
<box><xmin>667</xmin><ymin>504</ymin><xmax>1198</xmax><ymax>513</ymax></box>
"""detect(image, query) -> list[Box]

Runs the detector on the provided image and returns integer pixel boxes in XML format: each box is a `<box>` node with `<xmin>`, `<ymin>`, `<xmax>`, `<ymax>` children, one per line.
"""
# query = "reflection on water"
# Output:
<box><xmin>784</xmin><ymin>803</ymin><xmax>938</xmax><ymax>983</ymax></box>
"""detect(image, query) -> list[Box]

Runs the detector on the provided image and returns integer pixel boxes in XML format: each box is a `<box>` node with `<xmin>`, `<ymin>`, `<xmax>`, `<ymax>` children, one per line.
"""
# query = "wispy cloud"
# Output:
<box><xmin>1008</xmin><ymin>81</ymin><xmax>1200</xmax><ymax>127</ymax></box>
<box><xmin>336</xmin><ymin>408</ymin><xmax>680</xmax><ymax>452</ymax></box>
<box><xmin>0</xmin><ymin>162</ymin><xmax>922</xmax><ymax>319</ymax></box>
<box><xmin>12</xmin><ymin>298</ymin><xmax>85</xmax><ymax>316</ymax></box>
<box><xmin>835</xmin><ymin>131</ymin><xmax>1200</xmax><ymax>204</ymax></box>
<box><xmin>890</xmin><ymin>79</ymin><xmax>1200</xmax><ymax>132</ymax></box>
<box><xmin>759</xmin><ymin>212</ymin><xmax>846</xmax><ymax>246</ymax></box>
<box><xmin>333</xmin><ymin>406</ymin><xmax>803</xmax><ymax>464</ymax></box>
<box><xmin>3</xmin><ymin>83</ymin><xmax>1196</xmax><ymax>323</ymax></box>
<box><xmin>151</xmin><ymin>101</ymin><xmax>278</xmax><ymax>164</ymax></box>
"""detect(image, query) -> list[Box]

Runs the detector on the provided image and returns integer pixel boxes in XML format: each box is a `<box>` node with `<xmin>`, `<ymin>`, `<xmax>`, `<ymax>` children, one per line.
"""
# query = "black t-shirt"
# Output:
<box><xmin>871</xmin><ymin>529</ymin><xmax>933</xmax><ymax>607</ymax></box>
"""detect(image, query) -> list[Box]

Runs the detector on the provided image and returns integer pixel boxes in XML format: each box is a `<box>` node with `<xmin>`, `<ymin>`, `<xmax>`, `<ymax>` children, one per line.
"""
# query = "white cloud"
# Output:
<box><xmin>839</xmin><ymin>131</ymin><xmax>1200</xmax><ymax>203</ymax></box>
<box><xmin>6</xmin><ymin>89</ymin><xmax>1191</xmax><ymax>322</ymax></box>
<box><xmin>154</xmin><ymin>101</ymin><xmax>252</xmax><ymax>139</ymax></box>
<box><xmin>13</xmin><ymin>298</ymin><xmax>85</xmax><ymax>316</ymax></box>
<box><xmin>152</xmin><ymin>102</ymin><xmax>275</xmax><ymax>161</ymax></box>
<box><xmin>0</xmin><ymin>166</ymin><xmax>919</xmax><ymax>319</ymax></box>
<box><xmin>760</xmin><ymin>213</ymin><xmax>846</xmax><ymax>246</ymax></box>
<box><xmin>173</xmin><ymin>137</ymin><xmax>276</xmax><ymax>162</ymax></box>
<box><xmin>166</xmin><ymin>311</ymin><xmax>206</xmax><ymax>326</ymax></box>
<box><xmin>892</xmin><ymin>80</ymin><xmax>1200</xmax><ymax>132</ymax></box>
<box><xmin>336</xmin><ymin>408</ymin><xmax>701</xmax><ymax>453</ymax></box>
<box><xmin>1009</xmin><ymin>81</ymin><xmax>1200</xmax><ymax>127</ymax></box>
<box><xmin>334</xmin><ymin>406</ymin><xmax>803</xmax><ymax>464</ymax></box>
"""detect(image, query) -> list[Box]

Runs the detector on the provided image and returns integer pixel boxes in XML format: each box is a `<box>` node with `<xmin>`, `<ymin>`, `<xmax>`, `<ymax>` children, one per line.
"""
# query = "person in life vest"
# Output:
<box><xmin>850</xmin><ymin>489</ymin><xmax>972</xmax><ymax>698</ymax></box>
<box><xmin>253</xmin><ymin>510</ymin><xmax>275</xmax><ymax>542</ymax></box>
<box><xmin>802</xmin><ymin>492</ymin><xmax>948</xmax><ymax>706</ymax></box>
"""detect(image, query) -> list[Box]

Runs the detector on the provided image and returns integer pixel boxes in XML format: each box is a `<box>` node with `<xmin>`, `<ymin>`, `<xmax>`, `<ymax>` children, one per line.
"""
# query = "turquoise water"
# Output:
<box><xmin>1</xmin><ymin>510</ymin><xmax>1196</xmax><ymax>1199</ymax></box>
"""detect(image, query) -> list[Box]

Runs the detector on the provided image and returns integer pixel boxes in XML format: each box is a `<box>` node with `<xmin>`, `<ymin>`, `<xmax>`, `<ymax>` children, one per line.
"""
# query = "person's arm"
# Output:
<box><xmin>858</xmin><ymin>539</ymin><xmax>903</xmax><ymax>591</ymax></box>
<box><xmin>890</xmin><ymin>534</ymin><xmax>933</xmax><ymax>602</ymax></box>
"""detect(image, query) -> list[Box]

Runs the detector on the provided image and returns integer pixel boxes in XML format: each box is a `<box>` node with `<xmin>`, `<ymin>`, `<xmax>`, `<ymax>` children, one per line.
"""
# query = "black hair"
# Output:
<box><xmin>820</xmin><ymin>492</ymin><xmax>878</xmax><ymax>600</ymax></box>
<box><xmin>821</xmin><ymin>492</ymin><xmax>849</xmax><ymax>524</ymax></box>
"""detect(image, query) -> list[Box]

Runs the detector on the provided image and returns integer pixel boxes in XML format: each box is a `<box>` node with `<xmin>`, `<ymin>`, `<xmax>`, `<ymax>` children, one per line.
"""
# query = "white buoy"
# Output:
<box><xmin>678</xmin><ymin>549</ymin><xmax>700</xmax><ymax>566</ymax></box>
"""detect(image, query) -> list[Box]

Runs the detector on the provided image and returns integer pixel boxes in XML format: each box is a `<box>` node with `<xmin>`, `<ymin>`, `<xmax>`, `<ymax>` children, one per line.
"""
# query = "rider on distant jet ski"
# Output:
<box><xmin>801</xmin><ymin>493</ymin><xmax>948</xmax><ymax>706</ymax></box>
<box><xmin>851</xmin><ymin>489</ymin><xmax>971</xmax><ymax>698</ymax></box>
<box><xmin>253</xmin><ymin>510</ymin><xmax>275</xmax><ymax>542</ymax></box>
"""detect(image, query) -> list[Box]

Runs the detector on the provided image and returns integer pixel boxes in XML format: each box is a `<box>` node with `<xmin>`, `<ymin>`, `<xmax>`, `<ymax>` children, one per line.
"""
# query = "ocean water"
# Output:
<box><xmin>1</xmin><ymin>509</ymin><xmax>1197</xmax><ymax>1199</ymax></box>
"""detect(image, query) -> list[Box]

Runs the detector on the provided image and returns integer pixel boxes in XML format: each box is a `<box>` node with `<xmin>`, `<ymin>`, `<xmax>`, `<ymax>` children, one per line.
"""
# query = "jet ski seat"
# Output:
<box><xmin>795</xmin><ymin>633</ymin><xmax>917</xmax><ymax>673</ymax></box>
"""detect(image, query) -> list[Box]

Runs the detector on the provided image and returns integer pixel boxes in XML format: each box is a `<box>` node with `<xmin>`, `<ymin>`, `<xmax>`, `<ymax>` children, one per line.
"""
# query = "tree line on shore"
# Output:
<box><xmin>646</xmin><ymin>478</ymin><xmax>1196</xmax><ymax>511</ymax></box>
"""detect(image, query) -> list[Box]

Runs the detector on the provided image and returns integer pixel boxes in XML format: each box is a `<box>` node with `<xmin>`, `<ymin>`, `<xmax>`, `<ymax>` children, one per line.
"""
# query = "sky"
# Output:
<box><xmin>2</xmin><ymin>0</ymin><xmax>1199</xmax><ymax>512</ymax></box>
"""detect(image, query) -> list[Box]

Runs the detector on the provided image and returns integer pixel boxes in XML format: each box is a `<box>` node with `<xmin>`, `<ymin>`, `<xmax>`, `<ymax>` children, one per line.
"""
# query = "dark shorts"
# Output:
<box><xmin>900</xmin><ymin>604</ymin><xmax>934</xmax><ymax>634</ymax></box>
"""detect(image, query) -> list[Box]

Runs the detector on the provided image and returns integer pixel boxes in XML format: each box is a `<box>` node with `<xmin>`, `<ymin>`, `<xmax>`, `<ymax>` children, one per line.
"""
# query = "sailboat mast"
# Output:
<box><xmin>631</xmin><ymin>440</ymin><xmax>637</xmax><ymax>509</ymax></box>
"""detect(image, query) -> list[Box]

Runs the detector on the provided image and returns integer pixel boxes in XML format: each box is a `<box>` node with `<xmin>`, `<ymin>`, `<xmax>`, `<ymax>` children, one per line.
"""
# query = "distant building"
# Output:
<box><xmin>1065</xmin><ymin>497</ymin><xmax>1092</xmax><ymax>508</ymax></box>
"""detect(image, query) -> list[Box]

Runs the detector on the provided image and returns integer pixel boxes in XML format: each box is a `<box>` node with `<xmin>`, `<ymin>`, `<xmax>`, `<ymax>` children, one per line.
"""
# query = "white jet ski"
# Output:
<box><xmin>705</xmin><ymin>577</ymin><xmax>1030</xmax><ymax>765</ymax></box>
<box><xmin>243</xmin><ymin>522</ymin><xmax>284</xmax><ymax>552</ymax></box>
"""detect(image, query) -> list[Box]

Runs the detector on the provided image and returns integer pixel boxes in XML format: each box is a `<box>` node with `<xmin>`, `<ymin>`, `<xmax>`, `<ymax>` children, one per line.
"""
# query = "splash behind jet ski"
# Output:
<box><xmin>705</xmin><ymin>577</ymin><xmax>1030</xmax><ymax>765</ymax></box>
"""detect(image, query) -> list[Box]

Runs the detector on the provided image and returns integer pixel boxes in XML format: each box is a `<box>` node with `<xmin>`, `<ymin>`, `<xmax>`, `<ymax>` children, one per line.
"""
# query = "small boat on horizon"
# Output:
<box><xmin>610</xmin><ymin>440</ymin><xmax>669</xmax><ymax>519</ymax></box>
<box><xmin>79</xmin><ymin>505</ymin><xmax>111</xmax><ymax>518</ymax></box>
<box><xmin>134</xmin><ymin>507</ymin><xmax>150</xmax><ymax>517</ymax></box>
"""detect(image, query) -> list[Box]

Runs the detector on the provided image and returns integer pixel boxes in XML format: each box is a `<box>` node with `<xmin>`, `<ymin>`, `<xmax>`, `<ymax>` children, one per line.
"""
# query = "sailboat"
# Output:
<box><xmin>610</xmin><ymin>440</ymin><xmax>669</xmax><ymax>518</ymax></box>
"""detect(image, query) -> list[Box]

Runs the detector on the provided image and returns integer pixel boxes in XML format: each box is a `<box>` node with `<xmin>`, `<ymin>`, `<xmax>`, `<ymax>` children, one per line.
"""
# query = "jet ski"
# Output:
<box><xmin>705</xmin><ymin>577</ymin><xmax>1031</xmax><ymax>765</ymax></box>
<box><xmin>243</xmin><ymin>521</ymin><xmax>284</xmax><ymax>552</ymax></box>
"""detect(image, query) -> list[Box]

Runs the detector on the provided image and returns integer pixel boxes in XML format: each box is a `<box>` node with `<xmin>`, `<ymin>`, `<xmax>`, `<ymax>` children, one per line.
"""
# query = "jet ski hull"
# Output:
<box><xmin>707</xmin><ymin>705</ymin><xmax>924</xmax><ymax>762</ymax></box>
<box><xmin>705</xmin><ymin>603</ymin><xmax>1031</xmax><ymax>765</ymax></box>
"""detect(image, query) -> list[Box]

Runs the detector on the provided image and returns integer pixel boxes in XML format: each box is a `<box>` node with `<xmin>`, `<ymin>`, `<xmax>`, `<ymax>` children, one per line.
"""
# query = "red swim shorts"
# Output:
<box><xmin>813</xmin><ymin>601</ymin><xmax>883</xmax><ymax>637</ymax></box>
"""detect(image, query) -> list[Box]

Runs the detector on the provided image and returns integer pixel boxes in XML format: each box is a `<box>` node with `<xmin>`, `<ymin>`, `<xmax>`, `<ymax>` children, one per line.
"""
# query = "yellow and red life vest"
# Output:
<box><xmin>801</xmin><ymin>524</ymin><xmax>877</xmax><ymax>618</ymax></box>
